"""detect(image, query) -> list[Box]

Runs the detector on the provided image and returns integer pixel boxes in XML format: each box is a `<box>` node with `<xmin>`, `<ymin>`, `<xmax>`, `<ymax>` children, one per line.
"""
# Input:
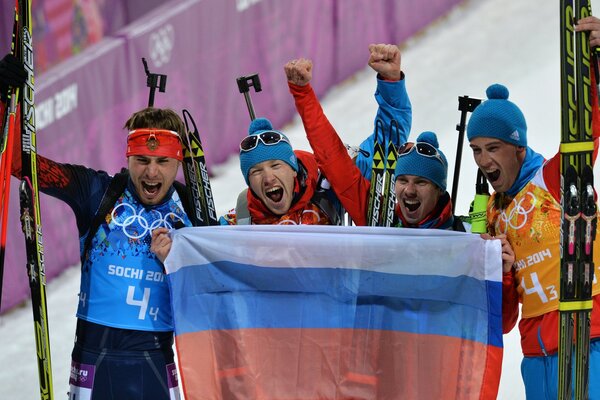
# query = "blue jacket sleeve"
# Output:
<box><xmin>355</xmin><ymin>75</ymin><xmax>412</xmax><ymax>180</ymax></box>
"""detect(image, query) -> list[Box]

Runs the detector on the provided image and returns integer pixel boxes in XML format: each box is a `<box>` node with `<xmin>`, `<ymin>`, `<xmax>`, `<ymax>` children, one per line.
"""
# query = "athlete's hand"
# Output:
<box><xmin>0</xmin><ymin>53</ymin><xmax>27</xmax><ymax>101</ymax></box>
<box><xmin>575</xmin><ymin>16</ymin><xmax>600</xmax><ymax>47</ymax></box>
<box><xmin>284</xmin><ymin>58</ymin><xmax>313</xmax><ymax>86</ymax></box>
<box><xmin>480</xmin><ymin>233</ymin><xmax>515</xmax><ymax>273</ymax></box>
<box><xmin>151</xmin><ymin>227</ymin><xmax>172</xmax><ymax>265</ymax></box>
<box><xmin>368</xmin><ymin>44</ymin><xmax>401</xmax><ymax>81</ymax></box>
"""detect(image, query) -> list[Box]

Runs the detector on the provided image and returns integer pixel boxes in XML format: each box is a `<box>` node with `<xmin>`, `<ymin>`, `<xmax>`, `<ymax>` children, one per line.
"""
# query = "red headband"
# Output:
<box><xmin>126</xmin><ymin>129</ymin><xmax>183</xmax><ymax>161</ymax></box>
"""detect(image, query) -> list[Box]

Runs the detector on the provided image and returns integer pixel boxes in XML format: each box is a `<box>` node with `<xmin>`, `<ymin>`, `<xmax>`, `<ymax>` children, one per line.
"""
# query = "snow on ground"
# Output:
<box><xmin>0</xmin><ymin>0</ymin><xmax>585</xmax><ymax>398</ymax></box>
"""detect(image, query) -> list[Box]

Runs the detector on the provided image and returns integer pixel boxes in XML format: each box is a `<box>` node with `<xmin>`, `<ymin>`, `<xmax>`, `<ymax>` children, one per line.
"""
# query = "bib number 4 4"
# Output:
<box><xmin>126</xmin><ymin>286</ymin><xmax>159</xmax><ymax>320</ymax></box>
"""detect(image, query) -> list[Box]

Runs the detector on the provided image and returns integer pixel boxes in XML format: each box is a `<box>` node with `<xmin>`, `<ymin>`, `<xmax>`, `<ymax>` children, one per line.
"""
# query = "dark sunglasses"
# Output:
<box><xmin>398</xmin><ymin>142</ymin><xmax>447</xmax><ymax>166</ymax></box>
<box><xmin>240</xmin><ymin>131</ymin><xmax>290</xmax><ymax>152</ymax></box>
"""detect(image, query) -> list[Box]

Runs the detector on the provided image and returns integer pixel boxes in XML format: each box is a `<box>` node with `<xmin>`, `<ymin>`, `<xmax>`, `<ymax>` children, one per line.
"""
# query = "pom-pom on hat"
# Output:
<box><xmin>239</xmin><ymin>118</ymin><xmax>298</xmax><ymax>185</ymax></box>
<box><xmin>467</xmin><ymin>83</ymin><xmax>527</xmax><ymax>147</ymax></box>
<box><xmin>394</xmin><ymin>131</ymin><xmax>448</xmax><ymax>191</ymax></box>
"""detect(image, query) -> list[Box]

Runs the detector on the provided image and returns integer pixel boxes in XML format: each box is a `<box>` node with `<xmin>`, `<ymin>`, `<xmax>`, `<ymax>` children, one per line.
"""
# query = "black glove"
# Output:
<box><xmin>0</xmin><ymin>53</ymin><xmax>27</xmax><ymax>102</ymax></box>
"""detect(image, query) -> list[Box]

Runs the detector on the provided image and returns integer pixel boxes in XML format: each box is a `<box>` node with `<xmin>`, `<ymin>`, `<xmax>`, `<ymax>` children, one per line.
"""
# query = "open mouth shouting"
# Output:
<box><xmin>260</xmin><ymin>184</ymin><xmax>292</xmax><ymax>215</ymax></box>
<box><xmin>403</xmin><ymin>198</ymin><xmax>421</xmax><ymax>213</ymax></box>
<box><xmin>265</xmin><ymin>186</ymin><xmax>284</xmax><ymax>203</ymax></box>
<box><xmin>142</xmin><ymin>181</ymin><xmax>162</xmax><ymax>198</ymax></box>
<box><xmin>484</xmin><ymin>169</ymin><xmax>501</xmax><ymax>185</ymax></box>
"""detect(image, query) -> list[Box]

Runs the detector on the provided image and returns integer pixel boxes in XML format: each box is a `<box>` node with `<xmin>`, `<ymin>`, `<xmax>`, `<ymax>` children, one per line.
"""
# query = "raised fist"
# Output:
<box><xmin>368</xmin><ymin>44</ymin><xmax>401</xmax><ymax>81</ymax></box>
<box><xmin>284</xmin><ymin>58</ymin><xmax>313</xmax><ymax>87</ymax></box>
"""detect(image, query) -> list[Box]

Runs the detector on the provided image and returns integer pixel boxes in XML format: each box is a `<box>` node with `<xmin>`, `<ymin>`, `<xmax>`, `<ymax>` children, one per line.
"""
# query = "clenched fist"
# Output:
<box><xmin>284</xmin><ymin>58</ymin><xmax>313</xmax><ymax>86</ymax></box>
<box><xmin>151</xmin><ymin>227</ymin><xmax>172</xmax><ymax>265</ymax></box>
<box><xmin>368</xmin><ymin>43</ymin><xmax>401</xmax><ymax>81</ymax></box>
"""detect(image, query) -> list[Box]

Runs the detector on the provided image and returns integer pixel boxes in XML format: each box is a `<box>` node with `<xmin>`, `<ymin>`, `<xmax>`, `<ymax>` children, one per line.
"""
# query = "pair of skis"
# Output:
<box><xmin>0</xmin><ymin>0</ymin><xmax>54</xmax><ymax>399</ymax></box>
<box><xmin>367</xmin><ymin>119</ymin><xmax>400</xmax><ymax>227</ymax></box>
<box><xmin>558</xmin><ymin>0</ymin><xmax>598</xmax><ymax>398</ymax></box>
<box><xmin>142</xmin><ymin>59</ymin><xmax>218</xmax><ymax>227</ymax></box>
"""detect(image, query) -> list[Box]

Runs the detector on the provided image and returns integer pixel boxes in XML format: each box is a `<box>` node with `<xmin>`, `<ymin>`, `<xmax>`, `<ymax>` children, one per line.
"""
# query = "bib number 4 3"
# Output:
<box><xmin>520</xmin><ymin>272</ymin><xmax>558</xmax><ymax>304</ymax></box>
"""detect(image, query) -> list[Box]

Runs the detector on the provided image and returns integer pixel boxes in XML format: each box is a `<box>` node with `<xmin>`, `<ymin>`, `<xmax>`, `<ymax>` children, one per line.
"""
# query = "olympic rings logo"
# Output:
<box><xmin>111</xmin><ymin>202</ymin><xmax>184</xmax><ymax>239</ymax></box>
<box><xmin>149</xmin><ymin>24</ymin><xmax>175</xmax><ymax>68</ymax></box>
<box><xmin>497</xmin><ymin>191</ymin><xmax>537</xmax><ymax>233</ymax></box>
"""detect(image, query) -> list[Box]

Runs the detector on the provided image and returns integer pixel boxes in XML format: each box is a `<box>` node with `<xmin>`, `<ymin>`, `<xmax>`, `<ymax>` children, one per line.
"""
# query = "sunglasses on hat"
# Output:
<box><xmin>398</xmin><ymin>142</ymin><xmax>447</xmax><ymax>166</ymax></box>
<box><xmin>240</xmin><ymin>131</ymin><xmax>290</xmax><ymax>152</ymax></box>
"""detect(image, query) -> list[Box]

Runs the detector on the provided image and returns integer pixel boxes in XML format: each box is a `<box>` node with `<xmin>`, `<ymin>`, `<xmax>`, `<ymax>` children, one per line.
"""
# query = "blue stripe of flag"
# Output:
<box><xmin>169</xmin><ymin>261</ymin><xmax>502</xmax><ymax>347</ymax></box>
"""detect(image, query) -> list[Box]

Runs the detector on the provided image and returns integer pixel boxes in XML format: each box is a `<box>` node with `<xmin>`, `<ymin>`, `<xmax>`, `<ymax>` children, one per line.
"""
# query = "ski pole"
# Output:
<box><xmin>451</xmin><ymin>95</ymin><xmax>481</xmax><ymax>213</ymax></box>
<box><xmin>142</xmin><ymin>57</ymin><xmax>167</xmax><ymax>107</ymax></box>
<box><xmin>236</xmin><ymin>74</ymin><xmax>262</xmax><ymax>121</ymax></box>
<box><xmin>0</xmin><ymin>92</ymin><xmax>17</xmax><ymax>310</ymax></box>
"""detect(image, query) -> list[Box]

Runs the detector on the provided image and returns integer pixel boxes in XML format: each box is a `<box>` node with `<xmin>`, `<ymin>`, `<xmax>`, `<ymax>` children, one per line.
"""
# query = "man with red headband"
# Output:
<box><xmin>6</xmin><ymin>103</ymin><xmax>193</xmax><ymax>398</ymax></box>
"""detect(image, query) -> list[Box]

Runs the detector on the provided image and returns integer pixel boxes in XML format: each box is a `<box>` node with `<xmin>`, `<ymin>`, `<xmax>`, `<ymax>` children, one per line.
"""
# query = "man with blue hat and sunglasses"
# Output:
<box><xmin>393</xmin><ymin>132</ymin><xmax>453</xmax><ymax>228</ymax></box>
<box><xmin>218</xmin><ymin>117</ymin><xmax>340</xmax><ymax>225</ymax></box>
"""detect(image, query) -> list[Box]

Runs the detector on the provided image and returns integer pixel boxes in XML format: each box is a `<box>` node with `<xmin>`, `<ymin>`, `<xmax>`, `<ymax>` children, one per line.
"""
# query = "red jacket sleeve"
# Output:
<box><xmin>502</xmin><ymin>270</ymin><xmax>519</xmax><ymax>333</ymax></box>
<box><xmin>288</xmin><ymin>82</ymin><xmax>370</xmax><ymax>226</ymax></box>
<box><xmin>9</xmin><ymin>107</ymin><xmax>70</xmax><ymax>189</ymax></box>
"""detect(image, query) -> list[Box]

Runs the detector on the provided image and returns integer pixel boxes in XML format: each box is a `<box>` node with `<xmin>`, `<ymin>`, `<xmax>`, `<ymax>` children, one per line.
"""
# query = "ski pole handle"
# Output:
<box><xmin>236</xmin><ymin>74</ymin><xmax>262</xmax><ymax>121</ymax></box>
<box><xmin>142</xmin><ymin>58</ymin><xmax>167</xmax><ymax>107</ymax></box>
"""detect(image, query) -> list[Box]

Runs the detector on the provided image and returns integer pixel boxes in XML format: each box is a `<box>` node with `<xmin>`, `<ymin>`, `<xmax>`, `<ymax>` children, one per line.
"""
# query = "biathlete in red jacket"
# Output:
<box><xmin>468</xmin><ymin>17</ymin><xmax>600</xmax><ymax>395</ymax></box>
<box><xmin>468</xmin><ymin>78</ymin><xmax>600</xmax><ymax>399</ymax></box>
<box><xmin>283</xmin><ymin>51</ymin><xmax>514</xmax><ymax>271</ymax></box>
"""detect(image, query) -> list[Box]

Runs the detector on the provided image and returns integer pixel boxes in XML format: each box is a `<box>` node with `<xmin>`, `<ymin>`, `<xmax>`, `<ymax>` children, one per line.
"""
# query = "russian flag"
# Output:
<box><xmin>165</xmin><ymin>225</ymin><xmax>503</xmax><ymax>400</ymax></box>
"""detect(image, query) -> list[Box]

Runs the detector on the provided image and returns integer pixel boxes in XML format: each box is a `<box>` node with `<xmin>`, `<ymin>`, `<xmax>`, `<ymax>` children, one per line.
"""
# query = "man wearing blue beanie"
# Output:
<box><xmin>392</xmin><ymin>131</ymin><xmax>452</xmax><ymax>228</ymax></box>
<box><xmin>468</xmin><ymin>79</ymin><xmax>600</xmax><ymax>398</ymax></box>
<box><xmin>287</xmin><ymin>57</ymin><xmax>461</xmax><ymax>230</ymax></box>
<box><xmin>220</xmin><ymin>117</ymin><xmax>340</xmax><ymax>225</ymax></box>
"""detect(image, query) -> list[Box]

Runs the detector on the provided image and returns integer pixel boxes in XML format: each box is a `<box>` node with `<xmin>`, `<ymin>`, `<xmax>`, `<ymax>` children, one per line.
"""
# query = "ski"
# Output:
<box><xmin>181</xmin><ymin>109</ymin><xmax>218</xmax><ymax>226</ymax></box>
<box><xmin>366</xmin><ymin>119</ymin><xmax>400</xmax><ymax>227</ymax></box>
<box><xmin>11</xmin><ymin>0</ymin><xmax>54</xmax><ymax>398</ymax></box>
<box><xmin>381</xmin><ymin>120</ymin><xmax>400</xmax><ymax>227</ymax></box>
<box><xmin>367</xmin><ymin>119</ymin><xmax>386</xmax><ymax>226</ymax></box>
<box><xmin>558</xmin><ymin>0</ymin><xmax>597</xmax><ymax>398</ymax></box>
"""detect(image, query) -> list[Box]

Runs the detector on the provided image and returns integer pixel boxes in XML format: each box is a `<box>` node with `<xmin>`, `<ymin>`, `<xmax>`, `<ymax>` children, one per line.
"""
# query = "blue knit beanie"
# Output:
<box><xmin>394</xmin><ymin>131</ymin><xmax>448</xmax><ymax>191</ymax></box>
<box><xmin>239</xmin><ymin>118</ymin><xmax>298</xmax><ymax>185</ymax></box>
<box><xmin>467</xmin><ymin>83</ymin><xmax>527</xmax><ymax>147</ymax></box>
